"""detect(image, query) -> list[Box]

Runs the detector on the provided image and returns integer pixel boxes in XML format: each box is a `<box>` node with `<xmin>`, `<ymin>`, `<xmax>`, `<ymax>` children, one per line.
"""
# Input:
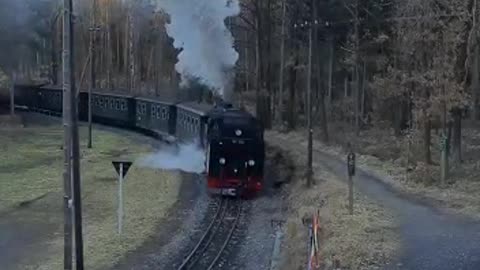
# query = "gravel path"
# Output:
<box><xmin>298</xmin><ymin>139</ymin><xmax>480</xmax><ymax>270</ymax></box>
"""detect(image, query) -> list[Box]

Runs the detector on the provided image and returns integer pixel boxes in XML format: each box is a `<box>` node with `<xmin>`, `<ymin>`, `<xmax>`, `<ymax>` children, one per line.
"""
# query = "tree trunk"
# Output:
<box><xmin>452</xmin><ymin>109</ymin><xmax>462</xmax><ymax>163</ymax></box>
<box><xmin>314</xmin><ymin>6</ymin><xmax>328</xmax><ymax>142</ymax></box>
<box><xmin>266</xmin><ymin>0</ymin><xmax>273</xmax><ymax>124</ymax></box>
<box><xmin>424</xmin><ymin>118</ymin><xmax>432</xmax><ymax>164</ymax></box>
<box><xmin>393</xmin><ymin>102</ymin><xmax>402</xmax><ymax>136</ymax></box>
<box><xmin>51</xmin><ymin>20</ymin><xmax>59</xmax><ymax>85</ymax></box>
<box><xmin>327</xmin><ymin>38</ymin><xmax>334</xmax><ymax>116</ymax></box>
<box><xmin>124</xmin><ymin>16</ymin><xmax>129</xmax><ymax>90</ymax></box>
<box><xmin>287</xmin><ymin>62</ymin><xmax>297</xmax><ymax>131</ymax></box>
<box><xmin>129</xmin><ymin>11</ymin><xmax>135</xmax><ymax>92</ymax></box>
<box><xmin>106</xmin><ymin>0</ymin><xmax>112</xmax><ymax>89</ymax></box>
<box><xmin>277</xmin><ymin>0</ymin><xmax>286</xmax><ymax>124</ymax></box>
<box><xmin>361</xmin><ymin>61</ymin><xmax>367</xmax><ymax>117</ymax></box>
<box><xmin>472</xmin><ymin>44</ymin><xmax>479</xmax><ymax>120</ymax></box>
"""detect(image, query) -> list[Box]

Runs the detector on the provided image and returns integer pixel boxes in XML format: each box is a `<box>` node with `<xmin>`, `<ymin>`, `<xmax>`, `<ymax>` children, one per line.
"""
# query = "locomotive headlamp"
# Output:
<box><xmin>248</xmin><ymin>160</ymin><xmax>255</xmax><ymax>166</ymax></box>
<box><xmin>235</xmin><ymin>129</ymin><xmax>242</xmax><ymax>136</ymax></box>
<box><xmin>219</xmin><ymin>158</ymin><xmax>226</xmax><ymax>165</ymax></box>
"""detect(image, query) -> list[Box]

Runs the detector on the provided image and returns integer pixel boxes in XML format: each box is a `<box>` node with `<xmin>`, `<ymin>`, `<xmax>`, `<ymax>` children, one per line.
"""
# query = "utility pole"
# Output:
<box><xmin>62</xmin><ymin>0</ymin><xmax>73</xmax><ymax>269</ymax></box>
<box><xmin>306</xmin><ymin>2</ymin><xmax>314</xmax><ymax>187</ymax></box>
<box><xmin>354</xmin><ymin>0</ymin><xmax>360</xmax><ymax>136</ymax></box>
<box><xmin>64</xmin><ymin>0</ymin><xmax>85</xmax><ymax>268</ymax></box>
<box><xmin>88</xmin><ymin>0</ymin><xmax>98</xmax><ymax>149</ymax></box>
<box><xmin>277</xmin><ymin>0</ymin><xmax>286</xmax><ymax>124</ymax></box>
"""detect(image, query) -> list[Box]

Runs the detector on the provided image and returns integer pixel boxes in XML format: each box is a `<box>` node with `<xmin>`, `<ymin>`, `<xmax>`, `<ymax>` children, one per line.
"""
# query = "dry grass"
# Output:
<box><xmin>303</xmin><ymin>123</ymin><xmax>480</xmax><ymax>220</ymax></box>
<box><xmin>268</xmin><ymin>132</ymin><xmax>399</xmax><ymax>270</ymax></box>
<box><xmin>0</xmin><ymin>125</ymin><xmax>182</xmax><ymax>270</ymax></box>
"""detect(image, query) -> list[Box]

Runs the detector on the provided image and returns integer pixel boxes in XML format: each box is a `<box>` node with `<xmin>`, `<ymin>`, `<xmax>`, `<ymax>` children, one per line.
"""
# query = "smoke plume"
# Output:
<box><xmin>154</xmin><ymin>0</ymin><xmax>240</xmax><ymax>99</ymax></box>
<box><xmin>138</xmin><ymin>143</ymin><xmax>205</xmax><ymax>174</ymax></box>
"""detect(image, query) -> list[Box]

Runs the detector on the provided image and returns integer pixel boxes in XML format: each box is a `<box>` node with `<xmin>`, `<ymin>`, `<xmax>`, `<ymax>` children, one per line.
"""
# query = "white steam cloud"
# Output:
<box><xmin>154</xmin><ymin>0</ymin><xmax>240</xmax><ymax>98</ymax></box>
<box><xmin>138</xmin><ymin>143</ymin><xmax>205</xmax><ymax>174</ymax></box>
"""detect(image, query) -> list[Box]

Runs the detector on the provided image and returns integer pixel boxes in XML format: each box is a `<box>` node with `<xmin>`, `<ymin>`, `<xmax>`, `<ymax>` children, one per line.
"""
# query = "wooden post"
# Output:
<box><xmin>348</xmin><ymin>174</ymin><xmax>353</xmax><ymax>215</ymax></box>
<box><xmin>440</xmin><ymin>134</ymin><xmax>448</xmax><ymax>187</ymax></box>
<box><xmin>62</xmin><ymin>1</ymin><xmax>73</xmax><ymax>268</ymax></box>
<box><xmin>347</xmin><ymin>147</ymin><xmax>355</xmax><ymax>215</ymax></box>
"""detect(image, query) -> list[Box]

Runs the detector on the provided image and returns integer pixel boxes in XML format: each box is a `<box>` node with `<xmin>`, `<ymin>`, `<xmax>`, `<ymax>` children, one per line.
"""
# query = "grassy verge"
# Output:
<box><xmin>281</xmin><ymin>125</ymin><xmax>480</xmax><ymax>220</ymax></box>
<box><xmin>0</xmin><ymin>124</ymin><xmax>181</xmax><ymax>269</ymax></box>
<box><xmin>267</xmin><ymin>132</ymin><xmax>399</xmax><ymax>270</ymax></box>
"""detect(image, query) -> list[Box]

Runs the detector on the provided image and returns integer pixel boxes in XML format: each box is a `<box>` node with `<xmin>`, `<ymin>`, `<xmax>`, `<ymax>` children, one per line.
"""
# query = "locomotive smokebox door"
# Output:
<box><xmin>347</xmin><ymin>152</ymin><xmax>356</xmax><ymax>176</ymax></box>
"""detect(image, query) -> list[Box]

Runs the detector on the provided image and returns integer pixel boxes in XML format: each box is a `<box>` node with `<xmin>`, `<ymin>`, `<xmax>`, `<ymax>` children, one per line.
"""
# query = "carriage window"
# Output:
<box><xmin>99</xmin><ymin>98</ymin><xmax>104</xmax><ymax>108</ymax></box>
<box><xmin>162</xmin><ymin>108</ymin><xmax>167</xmax><ymax>120</ymax></box>
<box><xmin>109</xmin><ymin>99</ymin><xmax>114</xmax><ymax>109</ymax></box>
<box><xmin>121</xmin><ymin>100</ymin><xmax>127</xmax><ymax>111</ymax></box>
<box><xmin>156</xmin><ymin>107</ymin><xmax>161</xmax><ymax>119</ymax></box>
<box><xmin>138</xmin><ymin>102</ymin><xmax>146</xmax><ymax>115</ymax></box>
<box><xmin>151</xmin><ymin>105</ymin><xmax>156</xmax><ymax>117</ymax></box>
<box><xmin>115</xmin><ymin>100</ymin><xmax>120</xmax><ymax>110</ymax></box>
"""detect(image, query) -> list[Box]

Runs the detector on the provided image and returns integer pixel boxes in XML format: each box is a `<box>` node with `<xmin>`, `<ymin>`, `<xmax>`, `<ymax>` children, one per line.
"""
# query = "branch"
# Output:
<box><xmin>237</xmin><ymin>14</ymin><xmax>257</xmax><ymax>30</ymax></box>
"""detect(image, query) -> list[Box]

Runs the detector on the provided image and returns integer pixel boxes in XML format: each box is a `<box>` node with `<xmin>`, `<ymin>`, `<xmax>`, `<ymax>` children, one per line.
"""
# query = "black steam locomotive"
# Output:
<box><xmin>13</xmin><ymin>84</ymin><xmax>265</xmax><ymax>197</ymax></box>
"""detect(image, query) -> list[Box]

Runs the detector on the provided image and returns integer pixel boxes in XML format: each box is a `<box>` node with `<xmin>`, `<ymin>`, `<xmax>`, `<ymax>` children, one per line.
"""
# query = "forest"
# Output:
<box><xmin>1</xmin><ymin>0</ymin><xmax>479</xmax><ymax>189</ymax></box>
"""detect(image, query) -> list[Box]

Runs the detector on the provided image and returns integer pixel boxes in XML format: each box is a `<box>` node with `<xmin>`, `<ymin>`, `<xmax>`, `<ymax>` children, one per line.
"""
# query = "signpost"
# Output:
<box><xmin>112</xmin><ymin>161</ymin><xmax>132</xmax><ymax>234</ymax></box>
<box><xmin>347</xmin><ymin>146</ymin><xmax>356</xmax><ymax>215</ymax></box>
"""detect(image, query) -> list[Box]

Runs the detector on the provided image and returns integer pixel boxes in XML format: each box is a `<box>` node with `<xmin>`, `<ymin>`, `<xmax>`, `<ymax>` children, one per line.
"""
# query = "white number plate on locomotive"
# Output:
<box><xmin>221</xmin><ymin>188</ymin><xmax>236</xmax><ymax>196</ymax></box>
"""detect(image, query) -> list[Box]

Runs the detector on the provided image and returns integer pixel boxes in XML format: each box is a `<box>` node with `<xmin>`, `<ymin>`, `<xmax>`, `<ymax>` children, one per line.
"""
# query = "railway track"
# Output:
<box><xmin>177</xmin><ymin>198</ymin><xmax>243</xmax><ymax>270</ymax></box>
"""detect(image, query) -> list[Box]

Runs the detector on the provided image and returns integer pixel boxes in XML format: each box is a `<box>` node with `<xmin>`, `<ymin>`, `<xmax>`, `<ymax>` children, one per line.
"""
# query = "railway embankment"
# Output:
<box><xmin>266</xmin><ymin>131</ymin><xmax>400</xmax><ymax>270</ymax></box>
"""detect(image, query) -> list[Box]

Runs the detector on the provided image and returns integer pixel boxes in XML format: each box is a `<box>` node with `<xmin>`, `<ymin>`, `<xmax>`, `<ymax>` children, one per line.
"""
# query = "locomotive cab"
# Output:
<box><xmin>205</xmin><ymin>108</ymin><xmax>265</xmax><ymax>197</ymax></box>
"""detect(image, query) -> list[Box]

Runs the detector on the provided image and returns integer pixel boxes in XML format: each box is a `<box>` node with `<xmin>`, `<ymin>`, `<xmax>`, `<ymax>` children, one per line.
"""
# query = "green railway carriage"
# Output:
<box><xmin>176</xmin><ymin>102</ymin><xmax>211</xmax><ymax>146</ymax></box>
<box><xmin>135</xmin><ymin>97</ymin><xmax>177</xmax><ymax>138</ymax></box>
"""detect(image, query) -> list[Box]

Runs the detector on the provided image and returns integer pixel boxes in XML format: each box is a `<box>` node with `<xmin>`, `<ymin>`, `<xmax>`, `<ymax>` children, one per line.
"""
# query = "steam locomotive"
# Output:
<box><xmin>13</xmin><ymin>84</ymin><xmax>265</xmax><ymax>197</ymax></box>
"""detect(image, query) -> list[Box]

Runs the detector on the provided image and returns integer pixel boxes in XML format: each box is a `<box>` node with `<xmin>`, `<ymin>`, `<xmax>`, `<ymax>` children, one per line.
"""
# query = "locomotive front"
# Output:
<box><xmin>205</xmin><ymin>107</ymin><xmax>265</xmax><ymax>197</ymax></box>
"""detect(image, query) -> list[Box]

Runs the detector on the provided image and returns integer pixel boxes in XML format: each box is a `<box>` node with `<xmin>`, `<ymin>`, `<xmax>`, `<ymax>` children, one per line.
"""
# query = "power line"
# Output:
<box><xmin>292</xmin><ymin>12</ymin><xmax>468</xmax><ymax>29</ymax></box>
